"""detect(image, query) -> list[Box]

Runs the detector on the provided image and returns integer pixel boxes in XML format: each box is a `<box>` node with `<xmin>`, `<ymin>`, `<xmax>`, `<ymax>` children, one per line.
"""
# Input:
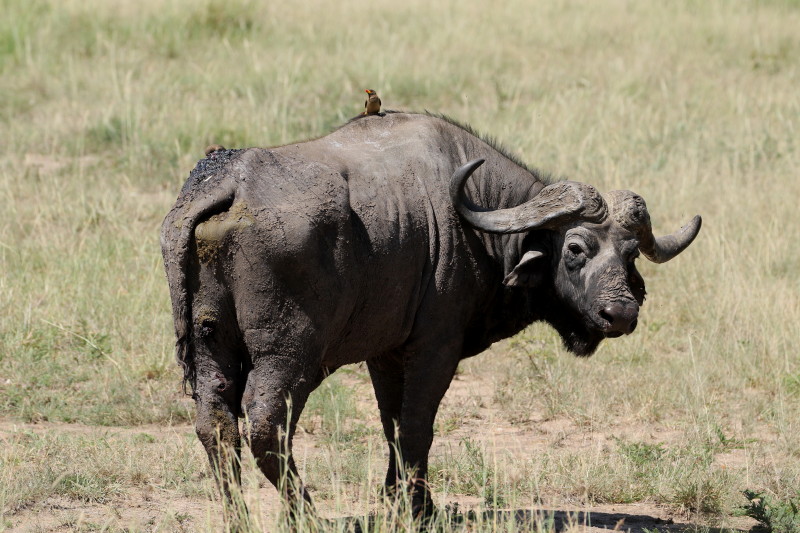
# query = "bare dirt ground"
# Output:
<box><xmin>1</xmin><ymin>371</ymin><xmax>756</xmax><ymax>532</ymax></box>
<box><xmin>5</xmin><ymin>492</ymin><xmax>742</xmax><ymax>533</ymax></box>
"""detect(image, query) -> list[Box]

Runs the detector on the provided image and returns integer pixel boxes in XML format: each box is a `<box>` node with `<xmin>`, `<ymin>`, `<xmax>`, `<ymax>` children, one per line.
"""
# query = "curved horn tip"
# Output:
<box><xmin>450</xmin><ymin>158</ymin><xmax>486</xmax><ymax>197</ymax></box>
<box><xmin>464</xmin><ymin>158</ymin><xmax>485</xmax><ymax>172</ymax></box>
<box><xmin>681</xmin><ymin>215</ymin><xmax>702</xmax><ymax>240</ymax></box>
<box><xmin>647</xmin><ymin>213</ymin><xmax>703</xmax><ymax>264</ymax></box>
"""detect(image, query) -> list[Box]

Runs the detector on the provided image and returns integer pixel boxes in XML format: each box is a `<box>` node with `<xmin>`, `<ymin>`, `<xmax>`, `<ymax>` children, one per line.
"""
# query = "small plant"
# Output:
<box><xmin>615</xmin><ymin>439</ymin><xmax>666</xmax><ymax>467</ymax></box>
<box><xmin>710</xmin><ymin>425</ymin><xmax>749</xmax><ymax>452</ymax></box>
<box><xmin>784</xmin><ymin>373</ymin><xmax>800</xmax><ymax>397</ymax></box>
<box><xmin>740</xmin><ymin>490</ymin><xmax>800</xmax><ymax>533</ymax></box>
<box><xmin>673</xmin><ymin>477</ymin><xmax>725</xmax><ymax>515</ymax></box>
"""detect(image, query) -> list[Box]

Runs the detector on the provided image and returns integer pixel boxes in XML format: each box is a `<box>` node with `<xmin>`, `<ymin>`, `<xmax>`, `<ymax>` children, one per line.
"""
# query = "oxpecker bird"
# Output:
<box><xmin>204</xmin><ymin>144</ymin><xmax>226</xmax><ymax>157</ymax></box>
<box><xmin>364</xmin><ymin>89</ymin><xmax>381</xmax><ymax>115</ymax></box>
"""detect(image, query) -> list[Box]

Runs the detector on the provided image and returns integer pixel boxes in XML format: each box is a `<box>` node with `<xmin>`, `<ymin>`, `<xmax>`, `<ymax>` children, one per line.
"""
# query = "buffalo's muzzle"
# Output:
<box><xmin>599</xmin><ymin>303</ymin><xmax>639</xmax><ymax>335</ymax></box>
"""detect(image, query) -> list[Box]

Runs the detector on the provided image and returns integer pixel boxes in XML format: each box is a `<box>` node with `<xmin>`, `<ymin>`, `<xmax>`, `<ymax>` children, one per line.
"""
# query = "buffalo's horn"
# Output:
<box><xmin>605</xmin><ymin>190</ymin><xmax>702</xmax><ymax>264</ymax></box>
<box><xmin>450</xmin><ymin>159</ymin><xmax>607</xmax><ymax>234</ymax></box>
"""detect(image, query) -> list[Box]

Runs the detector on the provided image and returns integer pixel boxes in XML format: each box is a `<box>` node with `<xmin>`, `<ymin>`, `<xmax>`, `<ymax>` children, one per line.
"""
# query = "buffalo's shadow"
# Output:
<box><xmin>336</xmin><ymin>508</ymin><xmax>747</xmax><ymax>532</ymax></box>
<box><xmin>485</xmin><ymin>509</ymin><xmax>741</xmax><ymax>532</ymax></box>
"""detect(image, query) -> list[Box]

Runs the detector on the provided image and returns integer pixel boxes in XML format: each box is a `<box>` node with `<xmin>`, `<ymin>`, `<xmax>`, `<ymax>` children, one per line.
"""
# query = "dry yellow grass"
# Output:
<box><xmin>1</xmin><ymin>0</ymin><xmax>799</xmax><ymax>530</ymax></box>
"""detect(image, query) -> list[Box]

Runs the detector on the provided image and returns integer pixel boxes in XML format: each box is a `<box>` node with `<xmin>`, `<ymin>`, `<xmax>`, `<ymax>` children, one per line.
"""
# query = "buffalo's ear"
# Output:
<box><xmin>504</xmin><ymin>250</ymin><xmax>546</xmax><ymax>287</ymax></box>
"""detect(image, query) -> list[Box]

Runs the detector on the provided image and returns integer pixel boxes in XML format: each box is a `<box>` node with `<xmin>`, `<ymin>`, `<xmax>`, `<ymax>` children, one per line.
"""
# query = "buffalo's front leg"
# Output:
<box><xmin>367</xmin><ymin>352</ymin><xmax>405</xmax><ymax>491</ymax></box>
<box><xmin>396</xmin><ymin>343</ymin><xmax>461</xmax><ymax>516</ymax></box>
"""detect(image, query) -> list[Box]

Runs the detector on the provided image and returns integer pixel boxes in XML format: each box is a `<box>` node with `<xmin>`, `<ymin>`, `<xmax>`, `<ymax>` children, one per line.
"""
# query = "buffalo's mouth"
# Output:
<box><xmin>592</xmin><ymin>317</ymin><xmax>638</xmax><ymax>338</ymax></box>
<box><xmin>586</xmin><ymin>313</ymin><xmax>622</xmax><ymax>338</ymax></box>
<box><xmin>558</xmin><ymin>309</ymin><xmax>638</xmax><ymax>356</ymax></box>
<box><xmin>545</xmin><ymin>302</ymin><xmax>639</xmax><ymax>357</ymax></box>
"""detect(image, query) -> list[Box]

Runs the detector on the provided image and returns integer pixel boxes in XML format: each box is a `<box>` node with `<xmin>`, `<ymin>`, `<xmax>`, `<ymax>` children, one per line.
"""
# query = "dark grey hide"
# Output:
<box><xmin>160</xmin><ymin>112</ymin><xmax>701</xmax><ymax>517</ymax></box>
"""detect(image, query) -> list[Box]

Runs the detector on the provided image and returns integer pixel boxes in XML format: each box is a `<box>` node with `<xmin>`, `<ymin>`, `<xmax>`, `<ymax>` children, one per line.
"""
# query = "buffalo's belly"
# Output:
<box><xmin>317</xmin><ymin>238</ymin><xmax>432</xmax><ymax>366</ymax></box>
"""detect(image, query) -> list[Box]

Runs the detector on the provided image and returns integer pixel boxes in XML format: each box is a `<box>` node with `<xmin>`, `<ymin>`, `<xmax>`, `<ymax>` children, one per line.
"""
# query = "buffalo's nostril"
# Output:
<box><xmin>600</xmin><ymin>303</ymin><xmax>639</xmax><ymax>334</ymax></box>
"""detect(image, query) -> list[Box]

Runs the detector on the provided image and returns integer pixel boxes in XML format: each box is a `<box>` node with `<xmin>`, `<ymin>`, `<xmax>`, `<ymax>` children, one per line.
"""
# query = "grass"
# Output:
<box><xmin>1</xmin><ymin>0</ymin><xmax>799</xmax><ymax>530</ymax></box>
<box><xmin>0</xmin><ymin>425</ymin><xmax>209</xmax><ymax>516</ymax></box>
<box><xmin>740</xmin><ymin>490</ymin><xmax>800</xmax><ymax>533</ymax></box>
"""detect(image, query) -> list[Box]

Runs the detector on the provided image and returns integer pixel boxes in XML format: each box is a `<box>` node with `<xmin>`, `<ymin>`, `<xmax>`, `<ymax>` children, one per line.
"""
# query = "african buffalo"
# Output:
<box><xmin>161</xmin><ymin>112</ymin><xmax>701</xmax><ymax>518</ymax></box>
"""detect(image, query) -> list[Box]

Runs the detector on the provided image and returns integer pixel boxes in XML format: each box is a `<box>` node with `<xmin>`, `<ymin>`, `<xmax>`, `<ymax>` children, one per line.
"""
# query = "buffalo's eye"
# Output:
<box><xmin>567</xmin><ymin>243</ymin><xmax>584</xmax><ymax>255</ymax></box>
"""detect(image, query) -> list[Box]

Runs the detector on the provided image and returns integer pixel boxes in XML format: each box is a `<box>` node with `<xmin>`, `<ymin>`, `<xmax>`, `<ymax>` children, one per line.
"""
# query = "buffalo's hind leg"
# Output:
<box><xmin>241</xmin><ymin>328</ymin><xmax>327</xmax><ymax>521</ymax></box>
<box><xmin>191</xmin><ymin>307</ymin><xmax>248</xmax><ymax>524</ymax></box>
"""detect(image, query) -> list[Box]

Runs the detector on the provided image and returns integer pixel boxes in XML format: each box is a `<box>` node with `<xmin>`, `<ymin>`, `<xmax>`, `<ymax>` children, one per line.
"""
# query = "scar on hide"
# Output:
<box><xmin>215</xmin><ymin>372</ymin><xmax>229</xmax><ymax>392</ymax></box>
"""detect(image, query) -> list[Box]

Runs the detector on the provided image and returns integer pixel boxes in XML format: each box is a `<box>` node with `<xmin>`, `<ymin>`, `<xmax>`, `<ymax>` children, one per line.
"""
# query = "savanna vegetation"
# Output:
<box><xmin>1</xmin><ymin>0</ymin><xmax>799</xmax><ymax>531</ymax></box>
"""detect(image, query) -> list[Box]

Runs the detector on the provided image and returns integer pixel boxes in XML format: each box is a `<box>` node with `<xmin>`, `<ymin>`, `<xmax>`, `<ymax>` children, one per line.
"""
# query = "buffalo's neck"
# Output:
<box><xmin>469</xmin><ymin>179</ymin><xmax>550</xmax><ymax>281</ymax></box>
<box><xmin>460</xmin><ymin>162</ymin><xmax>558</xmax><ymax>356</ymax></box>
<box><xmin>436</xmin><ymin>119</ymin><xmax>559</xmax><ymax>355</ymax></box>
<box><xmin>459</xmin><ymin>152</ymin><xmax>548</xmax><ymax>270</ymax></box>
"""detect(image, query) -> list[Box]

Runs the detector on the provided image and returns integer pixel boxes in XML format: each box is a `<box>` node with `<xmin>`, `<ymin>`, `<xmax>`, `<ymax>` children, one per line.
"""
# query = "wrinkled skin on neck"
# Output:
<box><xmin>509</xmin><ymin>218</ymin><xmax>647</xmax><ymax>356</ymax></box>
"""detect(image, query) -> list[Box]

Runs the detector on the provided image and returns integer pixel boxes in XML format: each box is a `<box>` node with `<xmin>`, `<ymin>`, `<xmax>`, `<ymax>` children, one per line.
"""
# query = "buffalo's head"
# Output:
<box><xmin>451</xmin><ymin>159</ymin><xmax>702</xmax><ymax>356</ymax></box>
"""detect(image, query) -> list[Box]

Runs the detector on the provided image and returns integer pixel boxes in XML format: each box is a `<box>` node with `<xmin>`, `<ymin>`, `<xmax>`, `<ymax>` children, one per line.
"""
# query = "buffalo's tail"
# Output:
<box><xmin>160</xmin><ymin>172</ymin><xmax>238</xmax><ymax>394</ymax></box>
